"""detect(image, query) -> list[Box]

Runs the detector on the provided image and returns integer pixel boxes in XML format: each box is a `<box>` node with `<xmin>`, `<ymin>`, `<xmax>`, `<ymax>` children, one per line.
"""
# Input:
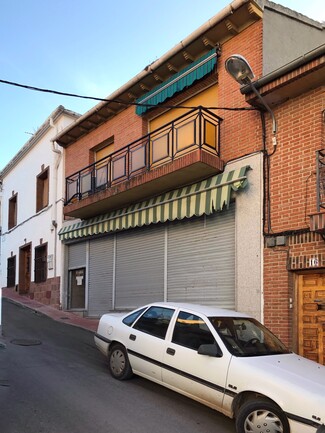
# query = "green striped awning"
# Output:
<box><xmin>59</xmin><ymin>165</ymin><xmax>250</xmax><ymax>241</ymax></box>
<box><xmin>136</xmin><ymin>49</ymin><xmax>217</xmax><ymax>115</ymax></box>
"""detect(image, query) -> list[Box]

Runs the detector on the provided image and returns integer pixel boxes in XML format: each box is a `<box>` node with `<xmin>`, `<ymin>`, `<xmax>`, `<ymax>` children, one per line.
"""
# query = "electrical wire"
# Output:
<box><xmin>0</xmin><ymin>78</ymin><xmax>256</xmax><ymax>112</ymax></box>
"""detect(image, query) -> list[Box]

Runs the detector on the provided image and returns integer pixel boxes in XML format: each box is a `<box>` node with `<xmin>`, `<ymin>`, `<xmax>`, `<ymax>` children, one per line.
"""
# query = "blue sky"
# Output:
<box><xmin>0</xmin><ymin>0</ymin><xmax>324</xmax><ymax>170</ymax></box>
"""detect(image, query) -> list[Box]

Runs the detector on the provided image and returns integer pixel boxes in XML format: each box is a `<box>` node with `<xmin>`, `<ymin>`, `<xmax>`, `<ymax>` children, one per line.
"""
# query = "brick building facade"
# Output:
<box><xmin>52</xmin><ymin>1</ymin><xmax>325</xmax><ymax>364</ymax></box>
<box><xmin>242</xmin><ymin>45</ymin><xmax>325</xmax><ymax>362</ymax></box>
<box><xmin>2</xmin><ymin>1</ymin><xmax>323</xmax><ymax>364</ymax></box>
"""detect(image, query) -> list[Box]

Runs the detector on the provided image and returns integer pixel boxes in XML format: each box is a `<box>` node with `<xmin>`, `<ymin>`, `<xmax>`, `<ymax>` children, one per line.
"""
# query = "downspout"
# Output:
<box><xmin>50</xmin><ymin>118</ymin><xmax>63</xmax><ymax>307</ymax></box>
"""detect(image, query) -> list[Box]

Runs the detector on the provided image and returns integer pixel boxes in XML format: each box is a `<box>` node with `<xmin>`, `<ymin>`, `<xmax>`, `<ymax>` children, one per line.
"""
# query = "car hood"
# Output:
<box><xmin>229</xmin><ymin>353</ymin><xmax>325</xmax><ymax>423</ymax></box>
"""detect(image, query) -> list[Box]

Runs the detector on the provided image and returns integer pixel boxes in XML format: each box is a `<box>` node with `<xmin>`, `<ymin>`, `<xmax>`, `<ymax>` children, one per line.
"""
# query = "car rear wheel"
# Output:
<box><xmin>236</xmin><ymin>399</ymin><xmax>290</xmax><ymax>433</ymax></box>
<box><xmin>108</xmin><ymin>343</ymin><xmax>133</xmax><ymax>380</ymax></box>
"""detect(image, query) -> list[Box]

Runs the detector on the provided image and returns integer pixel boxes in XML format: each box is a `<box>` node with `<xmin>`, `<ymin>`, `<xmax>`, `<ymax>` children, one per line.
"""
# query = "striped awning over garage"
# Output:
<box><xmin>58</xmin><ymin>165</ymin><xmax>250</xmax><ymax>241</ymax></box>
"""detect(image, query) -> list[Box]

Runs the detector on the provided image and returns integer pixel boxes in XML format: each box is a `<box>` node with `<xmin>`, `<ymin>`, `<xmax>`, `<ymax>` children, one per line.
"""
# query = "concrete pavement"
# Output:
<box><xmin>1</xmin><ymin>288</ymin><xmax>99</xmax><ymax>333</ymax></box>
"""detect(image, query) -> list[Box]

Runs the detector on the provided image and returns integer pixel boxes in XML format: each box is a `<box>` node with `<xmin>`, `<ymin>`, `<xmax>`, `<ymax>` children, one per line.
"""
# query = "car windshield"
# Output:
<box><xmin>209</xmin><ymin>317</ymin><xmax>290</xmax><ymax>357</ymax></box>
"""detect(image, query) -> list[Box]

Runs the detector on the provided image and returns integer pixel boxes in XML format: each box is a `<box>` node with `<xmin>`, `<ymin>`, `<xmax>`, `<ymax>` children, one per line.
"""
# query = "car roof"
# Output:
<box><xmin>146</xmin><ymin>302</ymin><xmax>251</xmax><ymax>318</ymax></box>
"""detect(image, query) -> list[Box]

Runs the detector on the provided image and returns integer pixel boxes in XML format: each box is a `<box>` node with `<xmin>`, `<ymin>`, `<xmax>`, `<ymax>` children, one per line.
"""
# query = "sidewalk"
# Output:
<box><xmin>2</xmin><ymin>288</ymin><xmax>99</xmax><ymax>333</ymax></box>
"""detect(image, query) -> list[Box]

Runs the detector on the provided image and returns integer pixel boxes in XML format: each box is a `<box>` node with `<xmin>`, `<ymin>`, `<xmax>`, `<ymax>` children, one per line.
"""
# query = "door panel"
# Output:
<box><xmin>128</xmin><ymin>306</ymin><xmax>175</xmax><ymax>382</ymax></box>
<box><xmin>298</xmin><ymin>274</ymin><xmax>325</xmax><ymax>365</ymax></box>
<box><xmin>162</xmin><ymin>343</ymin><xmax>230</xmax><ymax>409</ymax></box>
<box><xmin>19</xmin><ymin>245</ymin><xmax>31</xmax><ymax>294</ymax></box>
<box><xmin>162</xmin><ymin>310</ymin><xmax>231</xmax><ymax>409</ymax></box>
<box><xmin>69</xmin><ymin>268</ymin><xmax>86</xmax><ymax>309</ymax></box>
<box><xmin>127</xmin><ymin>329</ymin><xmax>165</xmax><ymax>382</ymax></box>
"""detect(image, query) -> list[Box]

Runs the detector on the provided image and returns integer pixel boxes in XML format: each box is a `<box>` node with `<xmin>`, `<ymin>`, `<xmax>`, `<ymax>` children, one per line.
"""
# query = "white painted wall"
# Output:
<box><xmin>227</xmin><ymin>152</ymin><xmax>264</xmax><ymax>321</ymax></box>
<box><xmin>0</xmin><ymin>109</ymin><xmax>77</xmax><ymax>295</ymax></box>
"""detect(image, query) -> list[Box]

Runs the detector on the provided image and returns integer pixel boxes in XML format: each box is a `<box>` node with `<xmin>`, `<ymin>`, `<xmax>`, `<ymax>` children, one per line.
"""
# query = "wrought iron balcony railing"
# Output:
<box><xmin>65</xmin><ymin>107</ymin><xmax>222</xmax><ymax>205</ymax></box>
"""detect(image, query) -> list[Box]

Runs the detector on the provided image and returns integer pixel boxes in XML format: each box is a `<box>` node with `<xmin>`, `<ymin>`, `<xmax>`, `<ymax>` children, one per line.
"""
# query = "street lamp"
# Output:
<box><xmin>225</xmin><ymin>54</ymin><xmax>277</xmax><ymax>136</ymax></box>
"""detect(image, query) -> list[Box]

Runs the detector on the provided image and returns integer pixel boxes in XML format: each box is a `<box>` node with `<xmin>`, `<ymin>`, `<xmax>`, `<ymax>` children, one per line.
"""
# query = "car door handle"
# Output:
<box><xmin>166</xmin><ymin>347</ymin><xmax>175</xmax><ymax>356</ymax></box>
<box><xmin>129</xmin><ymin>334</ymin><xmax>136</xmax><ymax>341</ymax></box>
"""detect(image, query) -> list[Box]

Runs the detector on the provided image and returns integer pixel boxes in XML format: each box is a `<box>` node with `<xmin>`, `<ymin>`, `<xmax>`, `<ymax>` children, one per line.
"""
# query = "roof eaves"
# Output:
<box><xmin>265</xmin><ymin>0</ymin><xmax>324</xmax><ymax>29</ymax></box>
<box><xmin>54</xmin><ymin>0</ymin><xmax>263</xmax><ymax>146</ymax></box>
<box><xmin>0</xmin><ymin>105</ymin><xmax>80</xmax><ymax>178</ymax></box>
<box><xmin>241</xmin><ymin>43</ymin><xmax>325</xmax><ymax>94</ymax></box>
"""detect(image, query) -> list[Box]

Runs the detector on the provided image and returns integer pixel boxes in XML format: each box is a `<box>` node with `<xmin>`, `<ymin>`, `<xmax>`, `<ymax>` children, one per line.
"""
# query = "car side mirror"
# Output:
<box><xmin>197</xmin><ymin>343</ymin><xmax>223</xmax><ymax>358</ymax></box>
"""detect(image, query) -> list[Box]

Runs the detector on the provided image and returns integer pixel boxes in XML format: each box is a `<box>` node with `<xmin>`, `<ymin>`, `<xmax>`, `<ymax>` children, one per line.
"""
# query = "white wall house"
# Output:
<box><xmin>0</xmin><ymin>106</ymin><xmax>79</xmax><ymax>308</ymax></box>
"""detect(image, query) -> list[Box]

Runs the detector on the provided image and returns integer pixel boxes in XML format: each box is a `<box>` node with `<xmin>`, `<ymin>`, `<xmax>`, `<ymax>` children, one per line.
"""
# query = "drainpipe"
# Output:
<box><xmin>51</xmin><ymin>139</ymin><xmax>61</xmax><ymax>277</ymax></box>
<box><xmin>50</xmin><ymin>118</ymin><xmax>63</xmax><ymax>307</ymax></box>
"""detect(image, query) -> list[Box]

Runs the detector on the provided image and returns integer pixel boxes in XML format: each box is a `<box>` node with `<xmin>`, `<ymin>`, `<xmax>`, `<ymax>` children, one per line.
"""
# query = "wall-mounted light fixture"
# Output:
<box><xmin>225</xmin><ymin>54</ymin><xmax>277</xmax><ymax>138</ymax></box>
<box><xmin>225</xmin><ymin>54</ymin><xmax>278</xmax><ymax>235</ymax></box>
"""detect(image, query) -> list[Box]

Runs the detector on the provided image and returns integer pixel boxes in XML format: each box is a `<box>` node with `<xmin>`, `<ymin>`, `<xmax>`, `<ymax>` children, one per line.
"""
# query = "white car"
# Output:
<box><xmin>94</xmin><ymin>302</ymin><xmax>325</xmax><ymax>433</ymax></box>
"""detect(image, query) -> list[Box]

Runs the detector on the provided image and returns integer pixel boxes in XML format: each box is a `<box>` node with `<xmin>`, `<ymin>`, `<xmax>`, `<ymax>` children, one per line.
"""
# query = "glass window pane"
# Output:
<box><xmin>151</xmin><ymin>133</ymin><xmax>169</xmax><ymax>163</ymax></box>
<box><xmin>96</xmin><ymin>165</ymin><xmax>108</xmax><ymax>188</ymax></box>
<box><xmin>112</xmin><ymin>156</ymin><xmax>126</xmax><ymax>181</ymax></box>
<box><xmin>133</xmin><ymin>306</ymin><xmax>174</xmax><ymax>339</ymax></box>
<box><xmin>123</xmin><ymin>307</ymin><xmax>147</xmax><ymax>326</ymax></box>
<box><xmin>131</xmin><ymin>145</ymin><xmax>146</xmax><ymax>172</ymax></box>
<box><xmin>81</xmin><ymin>173</ymin><xmax>92</xmax><ymax>194</ymax></box>
<box><xmin>204</xmin><ymin>120</ymin><xmax>217</xmax><ymax>149</ymax></box>
<box><xmin>175</xmin><ymin>119</ymin><xmax>195</xmax><ymax>152</ymax></box>
<box><xmin>67</xmin><ymin>180</ymin><xmax>77</xmax><ymax>201</ymax></box>
<box><xmin>172</xmin><ymin>311</ymin><xmax>215</xmax><ymax>350</ymax></box>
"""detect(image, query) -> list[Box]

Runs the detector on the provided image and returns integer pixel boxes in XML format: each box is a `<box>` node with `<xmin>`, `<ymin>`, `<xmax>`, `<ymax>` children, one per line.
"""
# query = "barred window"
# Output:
<box><xmin>36</xmin><ymin>167</ymin><xmax>49</xmax><ymax>212</ymax></box>
<box><xmin>8</xmin><ymin>194</ymin><xmax>17</xmax><ymax>229</ymax></box>
<box><xmin>7</xmin><ymin>256</ymin><xmax>16</xmax><ymax>287</ymax></box>
<box><xmin>34</xmin><ymin>244</ymin><xmax>47</xmax><ymax>283</ymax></box>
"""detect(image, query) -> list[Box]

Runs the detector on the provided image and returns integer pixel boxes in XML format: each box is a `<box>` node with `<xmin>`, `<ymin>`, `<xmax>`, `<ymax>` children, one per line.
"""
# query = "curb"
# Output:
<box><xmin>2</xmin><ymin>294</ymin><xmax>99</xmax><ymax>334</ymax></box>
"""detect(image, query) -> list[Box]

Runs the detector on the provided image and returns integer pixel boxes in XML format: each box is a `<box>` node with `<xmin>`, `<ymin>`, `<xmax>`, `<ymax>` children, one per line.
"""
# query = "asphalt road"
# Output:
<box><xmin>0</xmin><ymin>299</ymin><xmax>236</xmax><ymax>433</ymax></box>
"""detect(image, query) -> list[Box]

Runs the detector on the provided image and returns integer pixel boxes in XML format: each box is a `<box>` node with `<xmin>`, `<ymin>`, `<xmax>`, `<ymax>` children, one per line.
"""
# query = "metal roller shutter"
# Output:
<box><xmin>68</xmin><ymin>242</ymin><xmax>87</xmax><ymax>269</ymax></box>
<box><xmin>167</xmin><ymin>203</ymin><xmax>235</xmax><ymax>308</ymax></box>
<box><xmin>88</xmin><ymin>237</ymin><xmax>114</xmax><ymax>316</ymax></box>
<box><xmin>115</xmin><ymin>224</ymin><xmax>165</xmax><ymax>309</ymax></box>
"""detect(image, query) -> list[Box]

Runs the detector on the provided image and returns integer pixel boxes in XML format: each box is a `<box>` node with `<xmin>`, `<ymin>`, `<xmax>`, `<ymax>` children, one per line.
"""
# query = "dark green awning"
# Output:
<box><xmin>58</xmin><ymin>165</ymin><xmax>250</xmax><ymax>241</ymax></box>
<box><xmin>136</xmin><ymin>49</ymin><xmax>217</xmax><ymax>115</ymax></box>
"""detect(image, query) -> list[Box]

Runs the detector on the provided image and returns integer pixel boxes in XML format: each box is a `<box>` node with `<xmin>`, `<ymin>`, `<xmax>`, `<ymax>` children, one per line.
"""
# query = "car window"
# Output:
<box><xmin>172</xmin><ymin>311</ymin><xmax>215</xmax><ymax>351</ymax></box>
<box><xmin>210</xmin><ymin>317</ymin><xmax>290</xmax><ymax>357</ymax></box>
<box><xmin>122</xmin><ymin>307</ymin><xmax>147</xmax><ymax>327</ymax></box>
<box><xmin>133</xmin><ymin>306</ymin><xmax>175</xmax><ymax>339</ymax></box>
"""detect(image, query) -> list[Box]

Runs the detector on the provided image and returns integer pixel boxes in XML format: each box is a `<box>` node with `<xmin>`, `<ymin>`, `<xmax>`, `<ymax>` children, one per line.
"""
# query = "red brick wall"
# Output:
<box><xmin>218</xmin><ymin>20</ymin><xmax>263</xmax><ymax>163</ymax></box>
<box><xmin>264</xmin><ymin>247</ymin><xmax>293</xmax><ymax>345</ymax></box>
<box><xmin>64</xmin><ymin>20</ymin><xmax>265</xmax><ymax>179</ymax></box>
<box><xmin>65</xmin><ymin>106</ymin><xmax>147</xmax><ymax>177</ymax></box>
<box><xmin>267</xmin><ymin>88</ymin><xmax>324</xmax><ymax>232</ymax></box>
<box><xmin>263</xmin><ymin>87</ymin><xmax>324</xmax><ymax>347</ymax></box>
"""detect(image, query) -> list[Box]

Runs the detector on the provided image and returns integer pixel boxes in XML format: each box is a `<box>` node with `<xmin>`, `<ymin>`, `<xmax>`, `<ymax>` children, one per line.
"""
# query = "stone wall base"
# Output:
<box><xmin>29</xmin><ymin>277</ymin><xmax>61</xmax><ymax>309</ymax></box>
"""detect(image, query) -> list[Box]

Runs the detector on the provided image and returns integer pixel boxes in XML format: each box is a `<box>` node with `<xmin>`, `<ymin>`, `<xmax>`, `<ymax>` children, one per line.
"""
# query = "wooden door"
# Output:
<box><xmin>298</xmin><ymin>274</ymin><xmax>325</xmax><ymax>365</ymax></box>
<box><xmin>19</xmin><ymin>245</ymin><xmax>31</xmax><ymax>294</ymax></box>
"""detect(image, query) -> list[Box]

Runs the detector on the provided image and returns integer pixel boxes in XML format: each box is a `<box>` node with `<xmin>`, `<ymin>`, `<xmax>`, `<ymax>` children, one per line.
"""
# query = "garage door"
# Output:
<box><xmin>167</xmin><ymin>203</ymin><xmax>235</xmax><ymax>308</ymax></box>
<box><xmin>68</xmin><ymin>242</ymin><xmax>87</xmax><ymax>269</ymax></box>
<box><xmin>88</xmin><ymin>237</ymin><xmax>114</xmax><ymax>316</ymax></box>
<box><xmin>115</xmin><ymin>224</ymin><xmax>165</xmax><ymax>309</ymax></box>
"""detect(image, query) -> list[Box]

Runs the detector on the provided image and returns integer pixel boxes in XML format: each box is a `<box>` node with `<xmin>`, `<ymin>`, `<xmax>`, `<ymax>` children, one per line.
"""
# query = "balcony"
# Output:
<box><xmin>64</xmin><ymin>107</ymin><xmax>223</xmax><ymax>219</ymax></box>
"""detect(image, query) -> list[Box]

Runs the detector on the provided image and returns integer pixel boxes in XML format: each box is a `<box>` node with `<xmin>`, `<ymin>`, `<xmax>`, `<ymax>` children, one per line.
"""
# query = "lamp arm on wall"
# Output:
<box><xmin>248</xmin><ymin>82</ymin><xmax>277</xmax><ymax>137</ymax></box>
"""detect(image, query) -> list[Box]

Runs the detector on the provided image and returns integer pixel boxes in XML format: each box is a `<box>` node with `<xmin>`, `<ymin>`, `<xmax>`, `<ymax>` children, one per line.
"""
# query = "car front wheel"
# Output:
<box><xmin>236</xmin><ymin>399</ymin><xmax>290</xmax><ymax>433</ymax></box>
<box><xmin>108</xmin><ymin>343</ymin><xmax>133</xmax><ymax>380</ymax></box>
